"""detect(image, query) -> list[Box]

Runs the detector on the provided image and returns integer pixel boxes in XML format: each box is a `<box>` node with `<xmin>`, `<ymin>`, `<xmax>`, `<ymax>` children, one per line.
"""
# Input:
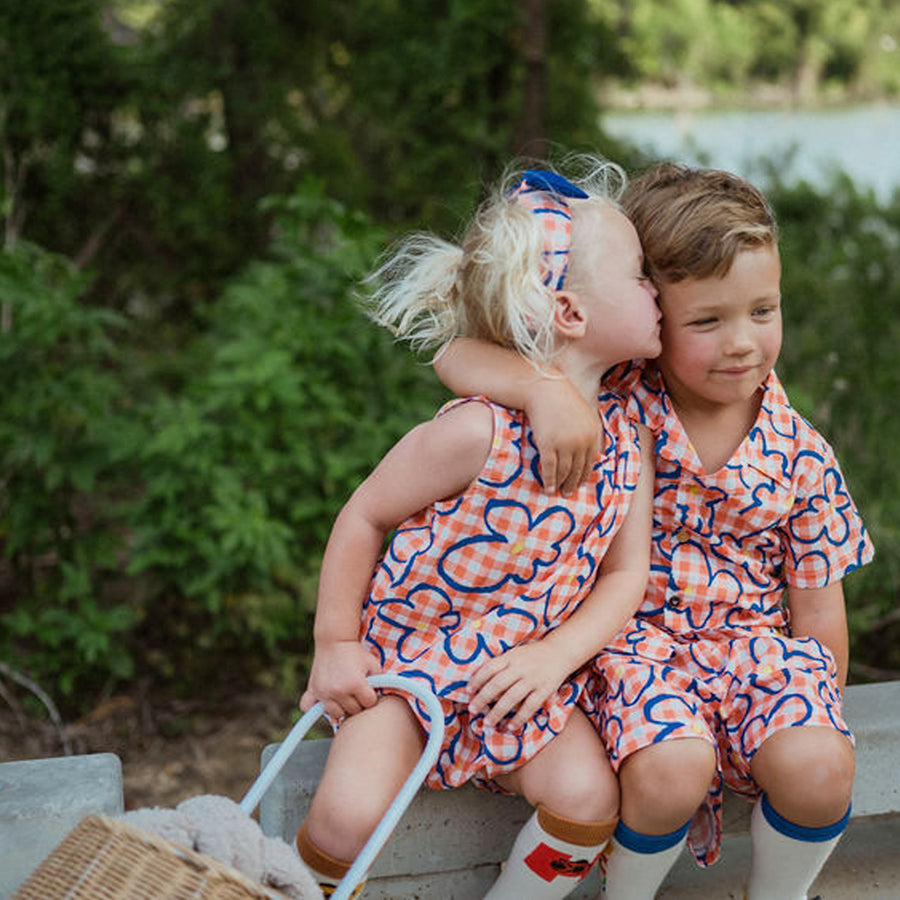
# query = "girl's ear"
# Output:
<box><xmin>553</xmin><ymin>291</ymin><xmax>587</xmax><ymax>339</ymax></box>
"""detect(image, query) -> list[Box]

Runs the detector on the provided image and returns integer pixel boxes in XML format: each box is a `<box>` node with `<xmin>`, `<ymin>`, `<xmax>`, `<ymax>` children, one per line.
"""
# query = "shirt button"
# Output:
<box><xmin>675</xmin><ymin>529</ymin><xmax>691</xmax><ymax>543</ymax></box>
<box><xmin>668</xmin><ymin>596</ymin><xmax>682</xmax><ymax>610</ymax></box>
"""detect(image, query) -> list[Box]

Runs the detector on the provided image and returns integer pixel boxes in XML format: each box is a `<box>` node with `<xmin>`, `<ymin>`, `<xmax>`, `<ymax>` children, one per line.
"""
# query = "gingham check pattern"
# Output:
<box><xmin>361</xmin><ymin>395</ymin><xmax>642</xmax><ymax>790</ymax></box>
<box><xmin>576</xmin><ymin>361</ymin><xmax>874</xmax><ymax>866</ymax></box>
<box><xmin>610</xmin><ymin>363</ymin><xmax>874</xmax><ymax>633</ymax></box>
<box><xmin>581</xmin><ymin>626</ymin><xmax>850</xmax><ymax>867</ymax></box>
<box><xmin>510</xmin><ymin>178</ymin><xmax>577</xmax><ymax>291</ymax></box>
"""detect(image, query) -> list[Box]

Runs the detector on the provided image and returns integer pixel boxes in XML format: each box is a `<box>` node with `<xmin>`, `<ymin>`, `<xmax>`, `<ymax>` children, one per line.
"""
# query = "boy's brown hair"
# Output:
<box><xmin>622</xmin><ymin>162</ymin><xmax>778</xmax><ymax>285</ymax></box>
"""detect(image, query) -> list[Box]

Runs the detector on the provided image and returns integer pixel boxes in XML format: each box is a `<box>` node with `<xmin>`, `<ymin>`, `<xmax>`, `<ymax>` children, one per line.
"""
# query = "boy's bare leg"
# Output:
<box><xmin>603</xmin><ymin>738</ymin><xmax>715</xmax><ymax>900</ymax></box>
<box><xmin>746</xmin><ymin>725</ymin><xmax>854</xmax><ymax>899</ymax></box>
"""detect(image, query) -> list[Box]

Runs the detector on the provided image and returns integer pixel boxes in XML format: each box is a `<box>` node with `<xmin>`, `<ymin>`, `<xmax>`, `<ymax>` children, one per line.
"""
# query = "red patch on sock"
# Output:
<box><xmin>524</xmin><ymin>842</ymin><xmax>599</xmax><ymax>882</ymax></box>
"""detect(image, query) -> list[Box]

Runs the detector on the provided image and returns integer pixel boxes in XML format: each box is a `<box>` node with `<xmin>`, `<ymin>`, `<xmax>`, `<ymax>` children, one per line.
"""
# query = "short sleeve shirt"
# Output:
<box><xmin>604</xmin><ymin>363</ymin><xmax>874</xmax><ymax>638</ymax></box>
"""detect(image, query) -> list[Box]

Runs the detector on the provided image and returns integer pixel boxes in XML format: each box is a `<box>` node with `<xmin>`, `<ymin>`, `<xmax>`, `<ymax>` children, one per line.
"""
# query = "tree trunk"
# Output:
<box><xmin>515</xmin><ymin>0</ymin><xmax>547</xmax><ymax>159</ymax></box>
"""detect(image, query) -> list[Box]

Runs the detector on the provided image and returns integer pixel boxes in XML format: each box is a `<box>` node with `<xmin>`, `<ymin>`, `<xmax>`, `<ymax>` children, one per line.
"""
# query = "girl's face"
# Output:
<box><xmin>656</xmin><ymin>244</ymin><xmax>783</xmax><ymax>412</ymax></box>
<box><xmin>569</xmin><ymin>205</ymin><xmax>662</xmax><ymax>365</ymax></box>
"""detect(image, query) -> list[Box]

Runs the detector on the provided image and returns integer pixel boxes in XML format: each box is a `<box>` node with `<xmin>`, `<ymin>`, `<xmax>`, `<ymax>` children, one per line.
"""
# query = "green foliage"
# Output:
<box><xmin>0</xmin><ymin>0</ymin><xmax>137</xmax><ymax>255</ymax></box>
<box><xmin>3</xmin><ymin>0</ymin><xmax>900</xmax><ymax>706</ymax></box>
<box><xmin>0</xmin><ymin>242</ymin><xmax>139</xmax><ymax>697</ymax></box>
<box><xmin>771</xmin><ymin>174</ymin><xmax>900</xmax><ymax>664</ymax></box>
<box><xmin>125</xmin><ymin>181</ymin><xmax>448</xmax><ymax>686</ymax></box>
<box><xmin>608</xmin><ymin>0</ymin><xmax>900</xmax><ymax>100</ymax></box>
<box><xmin>2</xmin><ymin>184</ymin><xmax>449</xmax><ymax>706</ymax></box>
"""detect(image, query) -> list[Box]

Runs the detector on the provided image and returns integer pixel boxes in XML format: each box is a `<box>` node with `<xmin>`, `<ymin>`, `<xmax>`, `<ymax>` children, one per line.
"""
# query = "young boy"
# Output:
<box><xmin>434</xmin><ymin>163</ymin><xmax>874</xmax><ymax>899</ymax></box>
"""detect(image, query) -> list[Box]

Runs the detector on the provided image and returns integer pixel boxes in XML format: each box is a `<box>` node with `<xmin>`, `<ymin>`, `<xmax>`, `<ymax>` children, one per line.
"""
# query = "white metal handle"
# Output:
<box><xmin>239</xmin><ymin>674</ymin><xmax>445</xmax><ymax>900</ymax></box>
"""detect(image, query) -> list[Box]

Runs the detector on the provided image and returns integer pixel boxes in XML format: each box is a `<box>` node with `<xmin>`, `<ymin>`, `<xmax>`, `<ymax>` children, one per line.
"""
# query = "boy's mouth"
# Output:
<box><xmin>714</xmin><ymin>364</ymin><xmax>757</xmax><ymax>377</ymax></box>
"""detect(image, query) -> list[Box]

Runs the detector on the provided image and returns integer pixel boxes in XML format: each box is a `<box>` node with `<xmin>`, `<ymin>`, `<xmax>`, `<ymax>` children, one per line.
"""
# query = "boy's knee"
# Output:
<box><xmin>752</xmin><ymin>727</ymin><xmax>854</xmax><ymax>824</ymax></box>
<box><xmin>621</xmin><ymin>739</ymin><xmax>715</xmax><ymax>828</ymax></box>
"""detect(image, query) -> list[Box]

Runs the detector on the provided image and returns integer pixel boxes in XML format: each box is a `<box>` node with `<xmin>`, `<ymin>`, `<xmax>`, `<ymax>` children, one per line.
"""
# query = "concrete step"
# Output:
<box><xmin>0</xmin><ymin>753</ymin><xmax>123</xmax><ymax>898</ymax></box>
<box><xmin>259</xmin><ymin>680</ymin><xmax>900</xmax><ymax>899</ymax></box>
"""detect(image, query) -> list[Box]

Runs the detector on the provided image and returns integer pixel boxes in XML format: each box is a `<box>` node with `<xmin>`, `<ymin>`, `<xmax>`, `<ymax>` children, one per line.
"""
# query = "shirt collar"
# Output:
<box><xmin>627</xmin><ymin>365</ymin><xmax>796</xmax><ymax>486</ymax></box>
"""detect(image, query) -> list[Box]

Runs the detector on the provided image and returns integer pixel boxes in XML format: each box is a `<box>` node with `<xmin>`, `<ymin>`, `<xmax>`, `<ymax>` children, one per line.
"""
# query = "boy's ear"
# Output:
<box><xmin>553</xmin><ymin>290</ymin><xmax>587</xmax><ymax>339</ymax></box>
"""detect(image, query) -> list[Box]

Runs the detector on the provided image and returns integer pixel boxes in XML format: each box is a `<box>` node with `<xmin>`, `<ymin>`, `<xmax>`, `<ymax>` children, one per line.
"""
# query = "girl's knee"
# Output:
<box><xmin>547</xmin><ymin>713</ymin><xmax>619</xmax><ymax>820</ymax></box>
<box><xmin>502</xmin><ymin>714</ymin><xmax>618</xmax><ymax>821</ymax></box>
<box><xmin>545</xmin><ymin>750</ymin><xmax>618</xmax><ymax>821</ymax></box>
<box><xmin>305</xmin><ymin>696</ymin><xmax>426</xmax><ymax>859</ymax></box>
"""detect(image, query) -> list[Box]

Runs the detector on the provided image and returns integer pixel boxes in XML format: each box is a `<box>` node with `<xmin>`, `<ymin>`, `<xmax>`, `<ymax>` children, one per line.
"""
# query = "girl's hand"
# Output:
<box><xmin>525</xmin><ymin>378</ymin><xmax>601</xmax><ymax>495</ymax></box>
<box><xmin>300</xmin><ymin>640</ymin><xmax>383</xmax><ymax>720</ymax></box>
<box><xmin>467</xmin><ymin>641</ymin><xmax>572</xmax><ymax>733</ymax></box>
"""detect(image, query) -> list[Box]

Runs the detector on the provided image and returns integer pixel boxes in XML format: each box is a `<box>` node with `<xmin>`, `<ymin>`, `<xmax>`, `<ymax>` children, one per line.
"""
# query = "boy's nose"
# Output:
<box><xmin>724</xmin><ymin>325</ymin><xmax>754</xmax><ymax>355</ymax></box>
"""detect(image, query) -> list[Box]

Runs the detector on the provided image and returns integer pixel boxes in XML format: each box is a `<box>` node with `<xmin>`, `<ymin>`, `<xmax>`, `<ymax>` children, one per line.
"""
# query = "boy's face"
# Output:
<box><xmin>656</xmin><ymin>244</ymin><xmax>783</xmax><ymax>410</ymax></box>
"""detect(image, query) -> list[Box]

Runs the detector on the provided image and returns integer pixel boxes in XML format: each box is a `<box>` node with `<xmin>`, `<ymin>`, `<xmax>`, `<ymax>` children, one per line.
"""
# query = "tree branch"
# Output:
<box><xmin>0</xmin><ymin>661</ymin><xmax>72</xmax><ymax>755</ymax></box>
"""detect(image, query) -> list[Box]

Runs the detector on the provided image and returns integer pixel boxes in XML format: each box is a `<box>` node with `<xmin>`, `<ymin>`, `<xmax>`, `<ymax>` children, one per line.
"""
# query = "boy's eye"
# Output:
<box><xmin>688</xmin><ymin>317</ymin><xmax>717</xmax><ymax>328</ymax></box>
<box><xmin>752</xmin><ymin>305</ymin><xmax>777</xmax><ymax>318</ymax></box>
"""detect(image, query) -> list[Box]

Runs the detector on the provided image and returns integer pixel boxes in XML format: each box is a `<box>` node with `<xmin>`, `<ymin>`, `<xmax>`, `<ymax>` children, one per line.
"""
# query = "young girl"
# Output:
<box><xmin>295</xmin><ymin>162</ymin><xmax>661</xmax><ymax>899</ymax></box>
<box><xmin>434</xmin><ymin>163</ymin><xmax>874</xmax><ymax>900</ymax></box>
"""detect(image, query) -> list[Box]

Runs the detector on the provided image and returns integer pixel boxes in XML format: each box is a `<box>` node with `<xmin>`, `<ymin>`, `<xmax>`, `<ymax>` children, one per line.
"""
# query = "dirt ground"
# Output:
<box><xmin>0</xmin><ymin>686</ymin><xmax>312</xmax><ymax>810</ymax></box>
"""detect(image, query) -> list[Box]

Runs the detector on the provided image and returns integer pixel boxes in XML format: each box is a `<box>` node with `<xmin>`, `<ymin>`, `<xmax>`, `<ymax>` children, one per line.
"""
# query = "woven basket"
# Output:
<box><xmin>13</xmin><ymin>814</ymin><xmax>287</xmax><ymax>900</ymax></box>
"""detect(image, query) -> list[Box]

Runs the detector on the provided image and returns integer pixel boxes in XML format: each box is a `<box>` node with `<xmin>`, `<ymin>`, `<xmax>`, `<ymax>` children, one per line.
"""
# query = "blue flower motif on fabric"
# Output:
<box><xmin>479</xmin><ymin>419</ymin><xmax>524</xmax><ymax>489</ymax></box>
<box><xmin>740</xmin><ymin>693</ymin><xmax>814</xmax><ymax>756</ymax></box>
<box><xmin>438</xmin><ymin>498</ymin><xmax>576</xmax><ymax>593</ymax></box>
<box><xmin>443</xmin><ymin>604</ymin><xmax>539</xmax><ymax>665</ymax></box>
<box><xmin>380</xmin><ymin>524</ymin><xmax>435</xmax><ymax>588</ymax></box>
<box><xmin>787</xmin><ymin>466</ymin><xmax>853</xmax><ymax>547</ymax></box>
<box><xmin>676</xmin><ymin>482</ymin><xmax>727</xmax><ymax>536</ymax></box>
<box><xmin>748</xmin><ymin>423</ymin><xmax>794</xmax><ymax>480</ymax></box>
<box><xmin>364</xmin><ymin>584</ymin><xmax>461</xmax><ymax>663</ymax></box>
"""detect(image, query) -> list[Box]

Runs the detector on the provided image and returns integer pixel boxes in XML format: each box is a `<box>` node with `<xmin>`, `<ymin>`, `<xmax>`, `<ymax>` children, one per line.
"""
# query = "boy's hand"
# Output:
<box><xmin>525</xmin><ymin>379</ymin><xmax>601</xmax><ymax>495</ymax></box>
<box><xmin>467</xmin><ymin>641</ymin><xmax>571</xmax><ymax>733</ymax></box>
<box><xmin>300</xmin><ymin>640</ymin><xmax>382</xmax><ymax>720</ymax></box>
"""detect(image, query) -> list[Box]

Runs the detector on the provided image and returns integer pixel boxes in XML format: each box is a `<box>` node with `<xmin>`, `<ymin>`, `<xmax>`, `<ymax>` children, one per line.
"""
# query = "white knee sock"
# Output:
<box><xmin>746</xmin><ymin>794</ymin><xmax>849</xmax><ymax>900</ymax></box>
<box><xmin>601</xmin><ymin>819</ymin><xmax>689</xmax><ymax>899</ymax></box>
<box><xmin>483</xmin><ymin>805</ymin><xmax>616</xmax><ymax>899</ymax></box>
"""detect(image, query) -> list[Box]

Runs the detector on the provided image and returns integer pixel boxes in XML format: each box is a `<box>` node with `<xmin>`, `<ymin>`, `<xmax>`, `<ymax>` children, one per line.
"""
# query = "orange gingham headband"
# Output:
<box><xmin>509</xmin><ymin>170</ymin><xmax>589</xmax><ymax>291</ymax></box>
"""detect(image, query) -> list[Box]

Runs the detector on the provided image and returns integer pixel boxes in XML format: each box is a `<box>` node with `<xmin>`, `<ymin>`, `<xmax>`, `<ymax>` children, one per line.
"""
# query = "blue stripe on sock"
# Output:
<box><xmin>614</xmin><ymin>819</ymin><xmax>691</xmax><ymax>854</ymax></box>
<box><xmin>760</xmin><ymin>794</ymin><xmax>851</xmax><ymax>843</ymax></box>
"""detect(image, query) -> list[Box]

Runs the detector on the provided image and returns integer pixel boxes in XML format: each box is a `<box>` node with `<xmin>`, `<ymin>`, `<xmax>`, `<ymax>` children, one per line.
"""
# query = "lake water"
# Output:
<box><xmin>602</xmin><ymin>103</ymin><xmax>900</xmax><ymax>203</ymax></box>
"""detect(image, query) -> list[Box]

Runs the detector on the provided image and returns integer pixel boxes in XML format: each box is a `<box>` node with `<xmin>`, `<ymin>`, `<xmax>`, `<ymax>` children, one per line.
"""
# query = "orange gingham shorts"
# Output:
<box><xmin>581</xmin><ymin>626</ymin><xmax>852</xmax><ymax>866</ymax></box>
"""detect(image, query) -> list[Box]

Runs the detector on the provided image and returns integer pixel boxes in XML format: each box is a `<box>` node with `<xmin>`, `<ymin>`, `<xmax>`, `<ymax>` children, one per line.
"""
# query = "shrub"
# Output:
<box><xmin>0</xmin><ymin>241</ymin><xmax>140</xmax><ymax>698</ymax></box>
<box><xmin>126</xmin><ymin>181</ymin><xmax>448</xmax><ymax>692</ymax></box>
<box><xmin>772</xmin><ymin>174</ymin><xmax>900</xmax><ymax>672</ymax></box>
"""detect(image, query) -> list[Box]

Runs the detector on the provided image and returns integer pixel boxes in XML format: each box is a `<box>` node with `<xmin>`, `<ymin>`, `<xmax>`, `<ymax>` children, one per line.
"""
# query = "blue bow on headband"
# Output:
<box><xmin>510</xmin><ymin>169</ymin><xmax>589</xmax><ymax>290</ymax></box>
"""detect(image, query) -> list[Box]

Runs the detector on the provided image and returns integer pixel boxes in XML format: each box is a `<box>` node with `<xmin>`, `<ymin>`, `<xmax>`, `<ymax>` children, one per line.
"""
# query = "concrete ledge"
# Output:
<box><xmin>0</xmin><ymin>752</ymin><xmax>123</xmax><ymax>897</ymax></box>
<box><xmin>259</xmin><ymin>680</ymin><xmax>900</xmax><ymax>899</ymax></box>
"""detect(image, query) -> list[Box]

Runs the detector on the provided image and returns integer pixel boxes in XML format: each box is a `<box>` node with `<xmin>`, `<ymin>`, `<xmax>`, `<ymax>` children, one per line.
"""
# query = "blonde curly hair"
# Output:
<box><xmin>365</xmin><ymin>156</ymin><xmax>627</xmax><ymax>368</ymax></box>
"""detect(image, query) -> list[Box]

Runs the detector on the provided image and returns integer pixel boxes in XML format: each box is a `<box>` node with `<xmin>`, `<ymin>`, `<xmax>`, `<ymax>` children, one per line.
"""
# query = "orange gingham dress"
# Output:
<box><xmin>361</xmin><ymin>395</ymin><xmax>642</xmax><ymax>791</ymax></box>
<box><xmin>578</xmin><ymin>363</ymin><xmax>874</xmax><ymax>866</ymax></box>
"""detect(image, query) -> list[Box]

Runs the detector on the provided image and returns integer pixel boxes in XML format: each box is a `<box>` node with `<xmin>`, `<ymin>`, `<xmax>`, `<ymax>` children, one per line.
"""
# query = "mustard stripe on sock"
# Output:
<box><xmin>296</xmin><ymin>820</ymin><xmax>353</xmax><ymax>881</ymax></box>
<box><xmin>536</xmin><ymin>804</ymin><xmax>618</xmax><ymax>847</ymax></box>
